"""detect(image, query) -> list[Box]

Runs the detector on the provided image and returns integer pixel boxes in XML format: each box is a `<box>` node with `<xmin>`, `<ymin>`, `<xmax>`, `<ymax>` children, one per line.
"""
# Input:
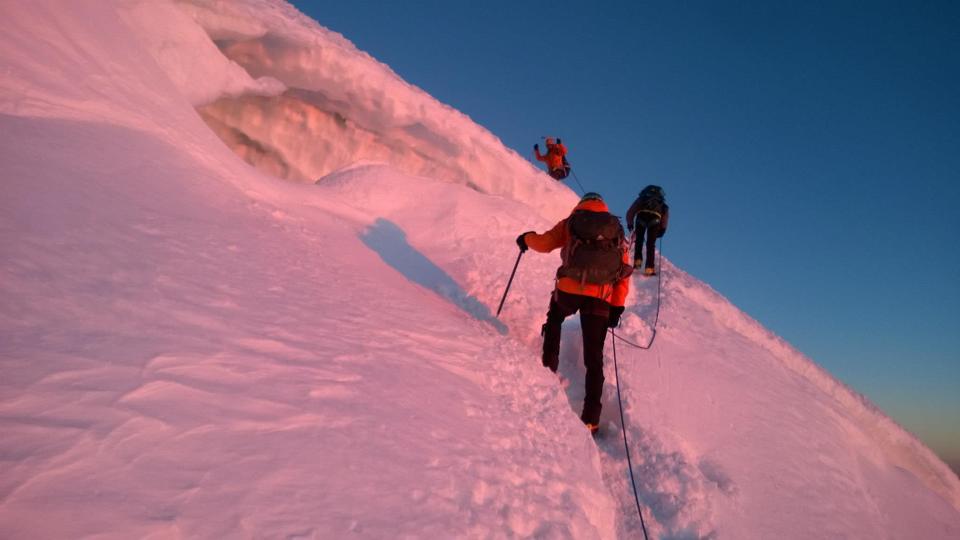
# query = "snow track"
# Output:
<box><xmin>553</xmin><ymin>275</ymin><xmax>720</xmax><ymax>538</ymax></box>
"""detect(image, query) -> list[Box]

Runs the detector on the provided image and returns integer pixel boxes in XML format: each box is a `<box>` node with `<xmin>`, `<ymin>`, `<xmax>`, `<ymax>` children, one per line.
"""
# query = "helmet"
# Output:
<box><xmin>580</xmin><ymin>192</ymin><xmax>603</xmax><ymax>203</ymax></box>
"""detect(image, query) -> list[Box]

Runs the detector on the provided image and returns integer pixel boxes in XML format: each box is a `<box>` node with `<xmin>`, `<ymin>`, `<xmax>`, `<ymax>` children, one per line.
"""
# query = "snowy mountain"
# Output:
<box><xmin>2</xmin><ymin>1</ymin><xmax>958</xmax><ymax>538</ymax></box>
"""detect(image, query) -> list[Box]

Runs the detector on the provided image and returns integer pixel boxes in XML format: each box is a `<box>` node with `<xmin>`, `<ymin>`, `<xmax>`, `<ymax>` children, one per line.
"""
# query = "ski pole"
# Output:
<box><xmin>496</xmin><ymin>250</ymin><xmax>524</xmax><ymax>317</ymax></box>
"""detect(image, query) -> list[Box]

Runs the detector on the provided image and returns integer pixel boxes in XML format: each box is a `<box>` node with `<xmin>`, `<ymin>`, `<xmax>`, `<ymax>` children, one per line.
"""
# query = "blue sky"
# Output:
<box><xmin>291</xmin><ymin>1</ymin><xmax>959</xmax><ymax>467</ymax></box>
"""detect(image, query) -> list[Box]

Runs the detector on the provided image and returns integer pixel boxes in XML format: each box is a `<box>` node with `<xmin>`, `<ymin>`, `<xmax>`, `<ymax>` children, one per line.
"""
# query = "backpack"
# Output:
<box><xmin>557</xmin><ymin>210</ymin><xmax>632</xmax><ymax>285</ymax></box>
<box><xmin>636</xmin><ymin>185</ymin><xmax>666</xmax><ymax>217</ymax></box>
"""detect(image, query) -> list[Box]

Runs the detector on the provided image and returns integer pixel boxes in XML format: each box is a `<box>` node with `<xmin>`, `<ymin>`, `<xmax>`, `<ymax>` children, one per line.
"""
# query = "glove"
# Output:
<box><xmin>534</xmin><ymin>143</ymin><xmax>539</xmax><ymax>151</ymax></box>
<box><xmin>516</xmin><ymin>231</ymin><xmax>534</xmax><ymax>252</ymax></box>
<box><xmin>556</xmin><ymin>138</ymin><xmax>562</xmax><ymax>145</ymax></box>
<box><xmin>607</xmin><ymin>306</ymin><xmax>625</xmax><ymax>328</ymax></box>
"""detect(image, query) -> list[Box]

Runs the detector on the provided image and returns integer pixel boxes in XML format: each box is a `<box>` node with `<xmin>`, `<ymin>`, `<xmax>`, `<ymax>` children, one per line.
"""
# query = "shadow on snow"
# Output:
<box><xmin>361</xmin><ymin>218</ymin><xmax>507</xmax><ymax>334</ymax></box>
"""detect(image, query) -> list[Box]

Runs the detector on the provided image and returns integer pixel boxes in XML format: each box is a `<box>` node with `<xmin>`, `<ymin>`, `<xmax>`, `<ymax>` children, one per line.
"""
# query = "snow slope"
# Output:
<box><xmin>2</xmin><ymin>1</ymin><xmax>959</xmax><ymax>538</ymax></box>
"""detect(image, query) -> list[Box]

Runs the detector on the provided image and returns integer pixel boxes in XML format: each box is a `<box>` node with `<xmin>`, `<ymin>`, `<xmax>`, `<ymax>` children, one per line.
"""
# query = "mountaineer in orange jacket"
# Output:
<box><xmin>515</xmin><ymin>192</ymin><xmax>632</xmax><ymax>433</ymax></box>
<box><xmin>534</xmin><ymin>137</ymin><xmax>571</xmax><ymax>180</ymax></box>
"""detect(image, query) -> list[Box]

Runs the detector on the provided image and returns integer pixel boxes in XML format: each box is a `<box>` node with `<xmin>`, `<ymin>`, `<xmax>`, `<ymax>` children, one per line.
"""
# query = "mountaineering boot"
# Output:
<box><xmin>633</xmin><ymin>258</ymin><xmax>643</xmax><ymax>269</ymax></box>
<box><xmin>585</xmin><ymin>422</ymin><xmax>600</xmax><ymax>435</ymax></box>
<box><xmin>644</xmin><ymin>267</ymin><xmax>656</xmax><ymax>276</ymax></box>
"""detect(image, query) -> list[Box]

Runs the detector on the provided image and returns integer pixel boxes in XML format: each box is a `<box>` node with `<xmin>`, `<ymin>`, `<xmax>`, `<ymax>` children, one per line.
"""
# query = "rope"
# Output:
<box><xmin>568</xmin><ymin>168</ymin><xmax>587</xmax><ymax>196</ymax></box>
<box><xmin>611</xmin><ymin>328</ymin><xmax>650</xmax><ymax>540</ymax></box>
<box><xmin>615</xmin><ymin>236</ymin><xmax>664</xmax><ymax>350</ymax></box>
<box><xmin>606</xmin><ymin>235</ymin><xmax>662</xmax><ymax>539</ymax></box>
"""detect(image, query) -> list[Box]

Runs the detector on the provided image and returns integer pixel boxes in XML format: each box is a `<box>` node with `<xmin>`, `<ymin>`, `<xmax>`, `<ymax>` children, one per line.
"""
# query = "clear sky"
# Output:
<box><xmin>290</xmin><ymin>0</ymin><xmax>960</xmax><ymax>469</ymax></box>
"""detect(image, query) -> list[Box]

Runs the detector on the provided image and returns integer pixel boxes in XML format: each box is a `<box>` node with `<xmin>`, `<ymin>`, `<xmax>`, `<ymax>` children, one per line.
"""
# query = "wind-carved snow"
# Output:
<box><xmin>1</xmin><ymin>1</ymin><xmax>959</xmax><ymax>539</ymax></box>
<box><xmin>168</xmin><ymin>0</ymin><xmax>575</xmax><ymax>222</ymax></box>
<box><xmin>118</xmin><ymin>0</ymin><xmax>285</xmax><ymax>105</ymax></box>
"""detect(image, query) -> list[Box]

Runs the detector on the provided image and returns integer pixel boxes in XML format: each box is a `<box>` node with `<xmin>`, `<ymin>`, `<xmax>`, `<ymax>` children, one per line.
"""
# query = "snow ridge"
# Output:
<box><xmin>173</xmin><ymin>0</ymin><xmax>576</xmax><ymax>221</ymax></box>
<box><xmin>661</xmin><ymin>260</ymin><xmax>960</xmax><ymax>510</ymax></box>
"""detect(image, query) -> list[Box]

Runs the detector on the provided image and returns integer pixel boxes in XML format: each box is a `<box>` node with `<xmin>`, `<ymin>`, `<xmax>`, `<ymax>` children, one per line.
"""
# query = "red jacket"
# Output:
<box><xmin>522</xmin><ymin>199</ymin><xmax>630</xmax><ymax>307</ymax></box>
<box><xmin>534</xmin><ymin>142</ymin><xmax>568</xmax><ymax>171</ymax></box>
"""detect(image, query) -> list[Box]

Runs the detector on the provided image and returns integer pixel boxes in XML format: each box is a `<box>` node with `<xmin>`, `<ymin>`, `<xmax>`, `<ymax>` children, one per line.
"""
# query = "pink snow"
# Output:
<box><xmin>1</xmin><ymin>1</ymin><xmax>958</xmax><ymax>538</ymax></box>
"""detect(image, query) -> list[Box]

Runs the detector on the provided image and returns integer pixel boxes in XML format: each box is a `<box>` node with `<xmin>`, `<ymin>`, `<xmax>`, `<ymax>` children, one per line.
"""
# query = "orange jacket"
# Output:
<box><xmin>523</xmin><ymin>199</ymin><xmax>631</xmax><ymax>307</ymax></box>
<box><xmin>534</xmin><ymin>142</ymin><xmax>568</xmax><ymax>171</ymax></box>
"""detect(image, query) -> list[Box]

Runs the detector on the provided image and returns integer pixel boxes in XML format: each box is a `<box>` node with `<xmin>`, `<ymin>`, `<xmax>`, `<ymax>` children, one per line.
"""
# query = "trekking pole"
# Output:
<box><xmin>496</xmin><ymin>250</ymin><xmax>524</xmax><ymax>317</ymax></box>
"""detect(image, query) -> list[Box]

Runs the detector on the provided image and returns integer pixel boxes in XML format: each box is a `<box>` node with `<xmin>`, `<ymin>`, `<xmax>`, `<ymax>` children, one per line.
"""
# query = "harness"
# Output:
<box><xmin>634</xmin><ymin>209</ymin><xmax>662</xmax><ymax>225</ymax></box>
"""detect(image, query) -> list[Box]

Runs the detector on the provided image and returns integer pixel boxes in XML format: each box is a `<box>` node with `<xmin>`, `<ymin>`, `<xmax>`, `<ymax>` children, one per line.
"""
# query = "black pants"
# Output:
<box><xmin>541</xmin><ymin>290</ymin><xmax>610</xmax><ymax>425</ymax></box>
<box><xmin>633</xmin><ymin>215</ymin><xmax>662</xmax><ymax>269</ymax></box>
<box><xmin>549</xmin><ymin>166</ymin><xmax>570</xmax><ymax>180</ymax></box>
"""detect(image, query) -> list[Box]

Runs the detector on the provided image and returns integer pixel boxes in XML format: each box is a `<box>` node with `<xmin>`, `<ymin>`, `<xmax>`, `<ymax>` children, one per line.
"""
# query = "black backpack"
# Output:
<box><xmin>557</xmin><ymin>210</ymin><xmax>632</xmax><ymax>285</ymax></box>
<box><xmin>637</xmin><ymin>185</ymin><xmax>666</xmax><ymax>217</ymax></box>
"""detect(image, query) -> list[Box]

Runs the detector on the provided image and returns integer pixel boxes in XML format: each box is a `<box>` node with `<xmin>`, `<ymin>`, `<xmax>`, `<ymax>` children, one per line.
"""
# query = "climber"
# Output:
<box><xmin>533</xmin><ymin>137</ymin><xmax>571</xmax><ymax>180</ymax></box>
<box><xmin>626</xmin><ymin>185</ymin><xmax>669</xmax><ymax>276</ymax></box>
<box><xmin>515</xmin><ymin>192</ymin><xmax>632</xmax><ymax>433</ymax></box>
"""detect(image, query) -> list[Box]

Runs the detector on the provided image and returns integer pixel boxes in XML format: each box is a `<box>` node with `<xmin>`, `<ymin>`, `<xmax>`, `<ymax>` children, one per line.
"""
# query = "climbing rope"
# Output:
<box><xmin>568</xmin><ymin>168</ymin><xmax>587</xmax><ymax>196</ymax></box>
<box><xmin>610</xmin><ymin>328</ymin><xmax>650</xmax><ymax>540</ymax></box>
<box><xmin>615</xmin><ymin>236</ymin><xmax>664</xmax><ymax>350</ymax></box>
<box><xmin>605</xmin><ymin>234</ymin><xmax>664</xmax><ymax>538</ymax></box>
